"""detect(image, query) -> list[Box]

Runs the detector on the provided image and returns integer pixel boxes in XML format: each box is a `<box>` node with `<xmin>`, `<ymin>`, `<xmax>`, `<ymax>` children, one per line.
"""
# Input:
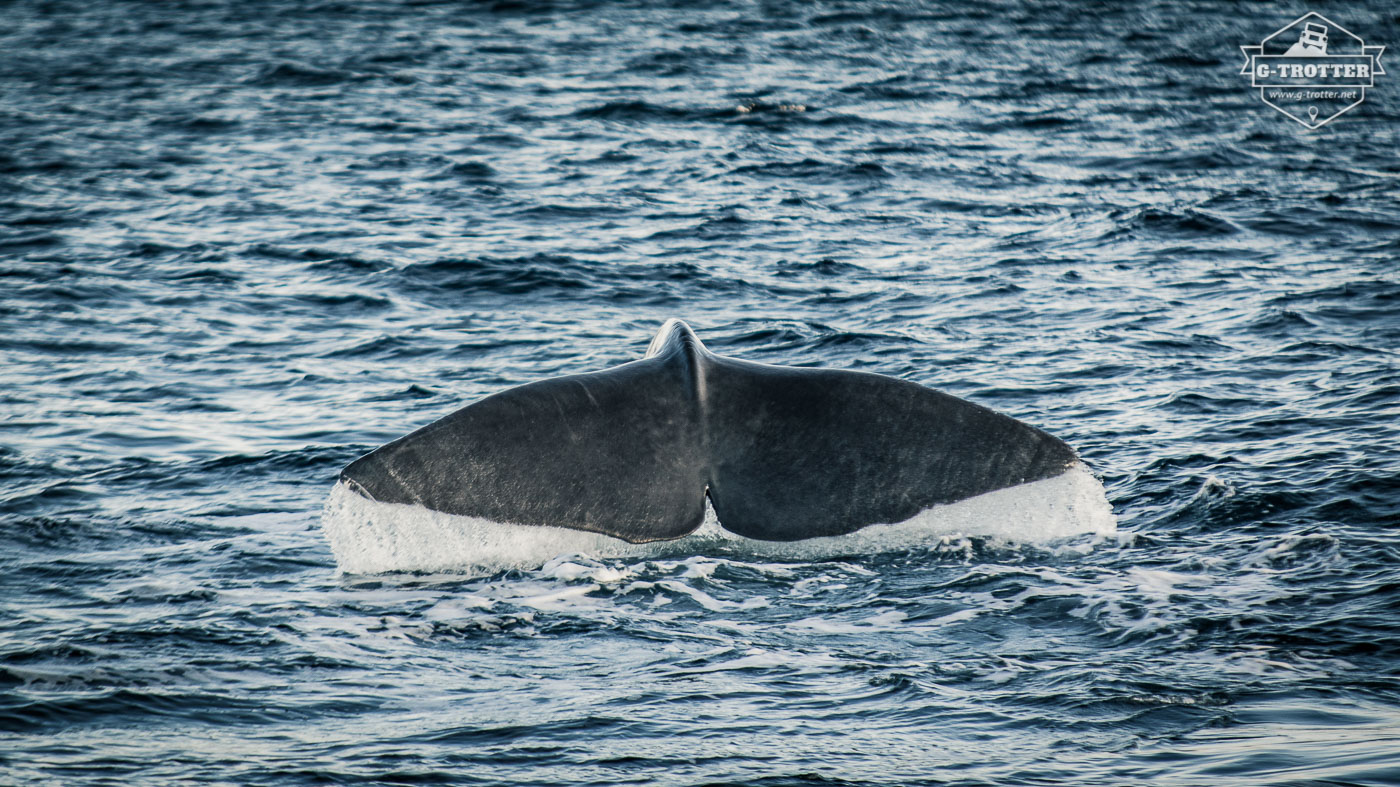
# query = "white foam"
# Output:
<box><xmin>319</xmin><ymin>463</ymin><xmax>1117</xmax><ymax>575</ymax></box>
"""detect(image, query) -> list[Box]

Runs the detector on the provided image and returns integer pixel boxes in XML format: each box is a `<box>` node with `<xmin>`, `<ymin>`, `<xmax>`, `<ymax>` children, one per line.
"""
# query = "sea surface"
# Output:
<box><xmin>3</xmin><ymin>1</ymin><xmax>1399</xmax><ymax>784</ymax></box>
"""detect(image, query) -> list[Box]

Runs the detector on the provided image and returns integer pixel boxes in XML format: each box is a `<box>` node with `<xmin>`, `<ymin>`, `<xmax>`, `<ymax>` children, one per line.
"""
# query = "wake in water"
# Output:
<box><xmin>320</xmin><ymin>463</ymin><xmax>1116</xmax><ymax>575</ymax></box>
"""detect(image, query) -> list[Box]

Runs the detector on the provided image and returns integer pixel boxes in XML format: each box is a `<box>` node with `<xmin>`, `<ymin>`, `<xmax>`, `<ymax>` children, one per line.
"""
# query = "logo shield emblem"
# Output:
<box><xmin>1240</xmin><ymin>12</ymin><xmax>1385</xmax><ymax>129</ymax></box>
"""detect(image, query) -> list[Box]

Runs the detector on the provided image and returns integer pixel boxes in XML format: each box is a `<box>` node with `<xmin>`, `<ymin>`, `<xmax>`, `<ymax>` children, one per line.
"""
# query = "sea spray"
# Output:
<box><xmin>320</xmin><ymin>463</ymin><xmax>1117</xmax><ymax>575</ymax></box>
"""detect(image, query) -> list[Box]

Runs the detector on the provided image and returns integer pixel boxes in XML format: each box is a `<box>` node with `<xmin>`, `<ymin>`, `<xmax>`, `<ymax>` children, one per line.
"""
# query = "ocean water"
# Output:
<box><xmin>3</xmin><ymin>1</ymin><xmax>1399</xmax><ymax>784</ymax></box>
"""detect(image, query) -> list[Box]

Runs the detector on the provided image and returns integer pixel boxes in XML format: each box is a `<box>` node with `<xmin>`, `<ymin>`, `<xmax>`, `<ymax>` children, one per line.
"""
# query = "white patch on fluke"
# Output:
<box><xmin>320</xmin><ymin>463</ymin><xmax>1116</xmax><ymax>575</ymax></box>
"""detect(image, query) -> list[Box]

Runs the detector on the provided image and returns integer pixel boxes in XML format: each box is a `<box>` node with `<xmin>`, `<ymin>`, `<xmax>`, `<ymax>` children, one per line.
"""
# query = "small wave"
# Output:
<box><xmin>202</xmin><ymin>446</ymin><xmax>359</xmax><ymax>478</ymax></box>
<box><xmin>1114</xmin><ymin>207</ymin><xmax>1239</xmax><ymax>237</ymax></box>
<box><xmin>163</xmin><ymin>267</ymin><xmax>241</xmax><ymax>284</ymax></box>
<box><xmin>324</xmin><ymin>333</ymin><xmax>440</xmax><ymax>360</ymax></box>
<box><xmin>148</xmin><ymin>114</ymin><xmax>241</xmax><ymax>132</ymax></box>
<box><xmin>572</xmin><ymin>100</ymin><xmax>704</xmax><ymax>122</ymax></box>
<box><xmin>970</xmin><ymin>112</ymin><xmax>1079</xmax><ymax>132</ymax></box>
<box><xmin>0</xmin><ymin>231</ymin><xmax>63</xmax><ymax>250</ymax></box>
<box><xmin>245</xmin><ymin>61</ymin><xmax>359</xmax><ymax>87</ymax></box>
<box><xmin>1268</xmin><ymin>279</ymin><xmax>1400</xmax><ymax>308</ymax></box>
<box><xmin>397</xmin><ymin>254</ymin><xmax>592</xmax><ymax>295</ymax></box>
<box><xmin>729</xmin><ymin>158</ymin><xmax>891</xmax><ymax>182</ymax></box>
<box><xmin>776</xmin><ymin>258</ymin><xmax>865</xmax><ymax>276</ymax></box>
<box><xmin>838</xmin><ymin>75</ymin><xmax>933</xmax><ymax>100</ymax></box>
<box><xmin>319</xmin><ymin>464</ymin><xmax>1115</xmax><ymax>575</ymax></box>
<box><xmin>345</xmin><ymin>151</ymin><xmax>453</xmax><ymax>172</ymax></box>
<box><xmin>1086</xmin><ymin>148</ymin><xmax>1258</xmax><ymax>172</ymax></box>
<box><xmin>428</xmin><ymin>160</ymin><xmax>497</xmax><ymax>180</ymax></box>
<box><xmin>291</xmin><ymin>291</ymin><xmax>391</xmax><ymax>310</ymax></box>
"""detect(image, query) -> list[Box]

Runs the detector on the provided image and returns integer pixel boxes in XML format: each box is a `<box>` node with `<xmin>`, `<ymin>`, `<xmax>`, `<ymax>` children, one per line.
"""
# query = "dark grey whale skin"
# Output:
<box><xmin>340</xmin><ymin>319</ymin><xmax>1079</xmax><ymax>543</ymax></box>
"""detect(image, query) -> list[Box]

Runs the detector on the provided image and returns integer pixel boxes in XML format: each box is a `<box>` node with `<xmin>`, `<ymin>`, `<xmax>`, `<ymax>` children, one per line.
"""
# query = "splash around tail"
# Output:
<box><xmin>320</xmin><ymin>463</ymin><xmax>1116</xmax><ymax>575</ymax></box>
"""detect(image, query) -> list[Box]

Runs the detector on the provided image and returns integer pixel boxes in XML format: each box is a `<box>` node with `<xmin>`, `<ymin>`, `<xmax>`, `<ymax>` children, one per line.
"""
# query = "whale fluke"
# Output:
<box><xmin>340</xmin><ymin>319</ymin><xmax>1081</xmax><ymax>543</ymax></box>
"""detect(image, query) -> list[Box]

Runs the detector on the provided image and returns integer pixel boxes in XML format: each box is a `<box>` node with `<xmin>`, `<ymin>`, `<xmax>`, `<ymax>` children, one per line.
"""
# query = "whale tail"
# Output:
<box><xmin>341</xmin><ymin>319</ymin><xmax>1079</xmax><ymax>543</ymax></box>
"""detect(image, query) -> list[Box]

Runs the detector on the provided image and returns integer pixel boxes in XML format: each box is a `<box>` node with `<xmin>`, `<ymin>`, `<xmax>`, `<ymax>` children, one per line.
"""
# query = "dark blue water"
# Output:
<box><xmin>4</xmin><ymin>1</ymin><xmax>1400</xmax><ymax>783</ymax></box>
